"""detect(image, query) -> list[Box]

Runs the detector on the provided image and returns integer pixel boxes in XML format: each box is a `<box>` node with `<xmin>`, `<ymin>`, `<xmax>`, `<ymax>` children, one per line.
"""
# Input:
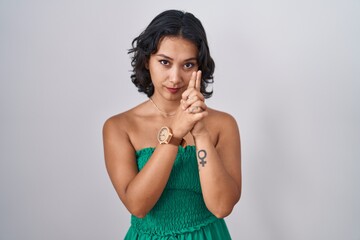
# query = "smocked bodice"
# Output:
<box><xmin>130</xmin><ymin>146</ymin><xmax>217</xmax><ymax>236</ymax></box>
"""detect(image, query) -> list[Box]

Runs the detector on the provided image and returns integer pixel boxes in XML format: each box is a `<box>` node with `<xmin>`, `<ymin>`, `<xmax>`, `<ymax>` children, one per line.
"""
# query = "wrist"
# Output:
<box><xmin>157</xmin><ymin>126</ymin><xmax>187</xmax><ymax>147</ymax></box>
<box><xmin>192</xmin><ymin>130</ymin><xmax>210</xmax><ymax>141</ymax></box>
<box><xmin>172</xmin><ymin>129</ymin><xmax>187</xmax><ymax>148</ymax></box>
<box><xmin>169</xmin><ymin>123</ymin><xmax>186</xmax><ymax>139</ymax></box>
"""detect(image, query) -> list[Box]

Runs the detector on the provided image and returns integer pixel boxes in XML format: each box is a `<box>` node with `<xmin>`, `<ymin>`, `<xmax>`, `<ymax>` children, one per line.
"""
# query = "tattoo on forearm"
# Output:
<box><xmin>198</xmin><ymin>149</ymin><xmax>207</xmax><ymax>167</ymax></box>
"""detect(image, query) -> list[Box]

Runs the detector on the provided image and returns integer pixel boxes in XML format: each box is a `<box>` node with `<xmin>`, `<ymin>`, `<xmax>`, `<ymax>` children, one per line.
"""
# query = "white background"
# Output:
<box><xmin>1</xmin><ymin>0</ymin><xmax>359</xmax><ymax>239</ymax></box>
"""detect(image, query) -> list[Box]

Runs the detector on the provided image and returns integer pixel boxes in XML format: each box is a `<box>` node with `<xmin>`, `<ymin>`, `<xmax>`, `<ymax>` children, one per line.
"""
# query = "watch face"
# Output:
<box><xmin>158</xmin><ymin>127</ymin><xmax>168</xmax><ymax>142</ymax></box>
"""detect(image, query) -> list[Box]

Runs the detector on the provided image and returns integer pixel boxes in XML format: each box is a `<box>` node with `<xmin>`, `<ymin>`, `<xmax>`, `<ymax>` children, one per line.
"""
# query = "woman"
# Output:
<box><xmin>103</xmin><ymin>9</ymin><xmax>241</xmax><ymax>239</ymax></box>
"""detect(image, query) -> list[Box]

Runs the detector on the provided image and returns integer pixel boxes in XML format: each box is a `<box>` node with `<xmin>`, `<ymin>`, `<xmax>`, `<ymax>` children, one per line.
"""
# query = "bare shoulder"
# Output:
<box><xmin>103</xmin><ymin>110</ymin><xmax>132</xmax><ymax>137</ymax></box>
<box><xmin>205</xmin><ymin>108</ymin><xmax>240</xmax><ymax>147</ymax></box>
<box><xmin>206</xmin><ymin>108</ymin><xmax>239</xmax><ymax>130</ymax></box>
<box><xmin>102</xmin><ymin>102</ymin><xmax>147</xmax><ymax>143</ymax></box>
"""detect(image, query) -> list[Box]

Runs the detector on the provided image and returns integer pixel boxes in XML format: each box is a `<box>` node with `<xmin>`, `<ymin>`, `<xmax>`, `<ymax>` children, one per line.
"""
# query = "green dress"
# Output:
<box><xmin>124</xmin><ymin>145</ymin><xmax>232</xmax><ymax>239</ymax></box>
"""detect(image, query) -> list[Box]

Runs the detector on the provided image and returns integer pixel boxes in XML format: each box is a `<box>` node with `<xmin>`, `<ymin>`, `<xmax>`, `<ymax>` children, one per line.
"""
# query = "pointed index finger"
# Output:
<box><xmin>195</xmin><ymin>70</ymin><xmax>202</xmax><ymax>91</ymax></box>
<box><xmin>187</xmin><ymin>71</ymin><xmax>196</xmax><ymax>90</ymax></box>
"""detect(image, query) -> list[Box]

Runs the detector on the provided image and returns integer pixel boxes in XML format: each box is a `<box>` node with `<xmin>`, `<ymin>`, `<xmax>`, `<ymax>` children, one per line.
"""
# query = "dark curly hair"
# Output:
<box><xmin>128</xmin><ymin>10</ymin><xmax>215</xmax><ymax>98</ymax></box>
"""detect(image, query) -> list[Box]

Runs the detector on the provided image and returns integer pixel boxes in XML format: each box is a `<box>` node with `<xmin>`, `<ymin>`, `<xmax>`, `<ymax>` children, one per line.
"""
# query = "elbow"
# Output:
<box><xmin>209</xmin><ymin>194</ymin><xmax>241</xmax><ymax>219</ymax></box>
<box><xmin>129</xmin><ymin>207</ymin><xmax>148</xmax><ymax>219</ymax></box>
<box><xmin>211</xmin><ymin>205</ymin><xmax>234</xmax><ymax>219</ymax></box>
<box><xmin>132</xmin><ymin>213</ymin><xmax>147</xmax><ymax>219</ymax></box>
<box><xmin>123</xmin><ymin>192</ymin><xmax>150</xmax><ymax>218</ymax></box>
<box><xmin>126</xmin><ymin>200</ymin><xmax>149</xmax><ymax>218</ymax></box>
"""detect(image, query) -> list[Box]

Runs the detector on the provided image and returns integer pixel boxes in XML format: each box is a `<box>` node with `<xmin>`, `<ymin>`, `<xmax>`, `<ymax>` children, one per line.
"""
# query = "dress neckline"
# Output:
<box><xmin>135</xmin><ymin>145</ymin><xmax>196</xmax><ymax>154</ymax></box>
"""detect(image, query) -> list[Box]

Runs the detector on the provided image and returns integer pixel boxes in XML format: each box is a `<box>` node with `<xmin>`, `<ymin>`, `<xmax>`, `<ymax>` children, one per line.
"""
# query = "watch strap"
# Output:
<box><xmin>158</xmin><ymin>126</ymin><xmax>187</xmax><ymax>147</ymax></box>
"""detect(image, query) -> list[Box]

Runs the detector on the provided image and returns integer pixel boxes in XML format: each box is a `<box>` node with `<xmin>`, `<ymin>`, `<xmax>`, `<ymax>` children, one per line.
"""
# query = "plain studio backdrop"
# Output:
<box><xmin>0</xmin><ymin>0</ymin><xmax>359</xmax><ymax>239</ymax></box>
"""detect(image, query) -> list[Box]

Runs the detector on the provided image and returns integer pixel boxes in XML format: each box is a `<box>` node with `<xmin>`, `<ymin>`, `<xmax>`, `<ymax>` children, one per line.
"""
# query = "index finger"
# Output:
<box><xmin>195</xmin><ymin>70</ymin><xmax>202</xmax><ymax>91</ymax></box>
<box><xmin>187</xmin><ymin>71</ymin><xmax>197</xmax><ymax>90</ymax></box>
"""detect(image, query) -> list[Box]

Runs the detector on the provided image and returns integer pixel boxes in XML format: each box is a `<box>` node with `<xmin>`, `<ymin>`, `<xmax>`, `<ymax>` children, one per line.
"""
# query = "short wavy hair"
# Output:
<box><xmin>128</xmin><ymin>10</ymin><xmax>215</xmax><ymax>98</ymax></box>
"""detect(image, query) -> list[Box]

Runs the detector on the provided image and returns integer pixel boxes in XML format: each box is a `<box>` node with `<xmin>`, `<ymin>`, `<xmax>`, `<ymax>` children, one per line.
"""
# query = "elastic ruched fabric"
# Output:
<box><xmin>125</xmin><ymin>218</ymin><xmax>230</xmax><ymax>239</ymax></box>
<box><xmin>124</xmin><ymin>146</ymin><xmax>231</xmax><ymax>239</ymax></box>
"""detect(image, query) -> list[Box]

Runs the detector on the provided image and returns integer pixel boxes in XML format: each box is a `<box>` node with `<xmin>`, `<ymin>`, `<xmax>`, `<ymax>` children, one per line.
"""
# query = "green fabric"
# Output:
<box><xmin>124</xmin><ymin>145</ymin><xmax>231</xmax><ymax>239</ymax></box>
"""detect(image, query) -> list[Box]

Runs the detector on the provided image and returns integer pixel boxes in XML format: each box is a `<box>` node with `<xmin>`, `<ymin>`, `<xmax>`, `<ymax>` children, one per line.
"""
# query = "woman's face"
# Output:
<box><xmin>148</xmin><ymin>36</ymin><xmax>199</xmax><ymax>101</ymax></box>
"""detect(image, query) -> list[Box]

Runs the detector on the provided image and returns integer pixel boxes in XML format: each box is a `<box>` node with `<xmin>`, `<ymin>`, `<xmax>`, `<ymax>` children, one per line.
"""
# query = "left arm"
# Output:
<box><xmin>193</xmin><ymin>113</ymin><xmax>241</xmax><ymax>218</ymax></box>
<box><xmin>182</xmin><ymin>71</ymin><xmax>242</xmax><ymax>218</ymax></box>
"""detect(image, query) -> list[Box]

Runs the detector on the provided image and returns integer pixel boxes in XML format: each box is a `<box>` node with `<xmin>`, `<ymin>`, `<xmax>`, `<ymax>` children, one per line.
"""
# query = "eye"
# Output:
<box><xmin>184</xmin><ymin>62</ymin><xmax>195</xmax><ymax>69</ymax></box>
<box><xmin>159</xmin><ymin>60</ymin><xmax>169</xmax><ymax>65</ymax></box>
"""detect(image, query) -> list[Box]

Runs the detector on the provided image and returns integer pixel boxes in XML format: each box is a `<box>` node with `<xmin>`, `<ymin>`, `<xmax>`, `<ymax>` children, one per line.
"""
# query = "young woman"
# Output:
<box><xmin>103</xmin><ymin>9</ymin><xmax>241</xmax><ymax>239</ymax></box>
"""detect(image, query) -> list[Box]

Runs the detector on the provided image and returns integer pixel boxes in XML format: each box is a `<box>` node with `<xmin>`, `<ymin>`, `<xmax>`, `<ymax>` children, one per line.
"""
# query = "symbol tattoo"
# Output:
<box><xmin>198</xmin><ymin>149</ymin><xmax>207</xmax><ymax>167</ymax></box>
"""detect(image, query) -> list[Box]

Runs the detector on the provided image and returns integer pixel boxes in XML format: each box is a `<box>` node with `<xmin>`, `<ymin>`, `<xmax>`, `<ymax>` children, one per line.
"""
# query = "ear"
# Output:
<box><xmin>145</xmin><ymin>60</ymin><xmax>149</xmax><ymax>70</ymax></box>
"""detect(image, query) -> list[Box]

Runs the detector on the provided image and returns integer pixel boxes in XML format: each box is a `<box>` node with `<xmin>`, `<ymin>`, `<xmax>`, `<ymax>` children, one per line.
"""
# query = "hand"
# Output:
<box><xmin>181</xmin><ymin>71</ymin><xmax>206</xmax><ymax>113</ymax></box>
<box><xmin>170</xmin><ymin>71</ymin><xmax>208</xmax><ymax>138</ymax></box>
<box><xmin>182</xmin><ymin>71</ymin><xmax>209</xmax><ymax>137</ymax></box>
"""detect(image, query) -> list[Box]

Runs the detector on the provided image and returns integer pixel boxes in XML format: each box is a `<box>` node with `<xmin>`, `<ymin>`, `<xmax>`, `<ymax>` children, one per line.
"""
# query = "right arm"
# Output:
<box><xmin>103</xmin><ymin>72</ymin><xmax>207</xmax><ymax>218</ymax></box>
<box><xmin>103</xmin><ymin>116</ymin><xmax>180</xmax><ymax>218</ymax></box>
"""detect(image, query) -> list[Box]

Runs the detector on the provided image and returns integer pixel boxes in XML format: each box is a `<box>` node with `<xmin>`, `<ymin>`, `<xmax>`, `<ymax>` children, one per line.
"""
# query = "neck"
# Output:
<box><xmin>149</xmin><ymin>96</ymin><xmax>178</xmax><ymax>117</ymax></box>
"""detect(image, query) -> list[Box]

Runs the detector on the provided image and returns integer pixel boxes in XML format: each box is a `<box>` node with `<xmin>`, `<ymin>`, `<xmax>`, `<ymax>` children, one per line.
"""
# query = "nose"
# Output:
<box><xmin>169</xmin><ymin>66</ymin><xmax>182</xmax><ymax>85</ymax></box>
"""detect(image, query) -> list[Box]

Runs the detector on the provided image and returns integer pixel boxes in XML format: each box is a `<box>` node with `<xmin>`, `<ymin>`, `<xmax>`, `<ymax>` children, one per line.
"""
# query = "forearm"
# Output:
<box><xmin>194</xmin><ymin>133</ymin><xmax>241</xmax><ymax>218</ymax></box>
<box><xmin>124</xmin><ymin>144</ymin><xmax>179</xmax><ymax>217</ymax></box>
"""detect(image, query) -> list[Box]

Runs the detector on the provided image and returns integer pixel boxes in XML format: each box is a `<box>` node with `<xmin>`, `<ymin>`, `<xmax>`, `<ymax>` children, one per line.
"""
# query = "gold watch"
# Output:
<box><xmin>157</xmin><ymin>126</ymin><xmax>187</xmax><ymax>147</ymax></box>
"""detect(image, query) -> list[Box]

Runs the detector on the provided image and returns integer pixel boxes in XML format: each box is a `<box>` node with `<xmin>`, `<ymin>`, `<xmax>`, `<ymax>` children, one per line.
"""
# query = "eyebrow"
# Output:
<box><xmin>155</xmin><ymin>54</ymin><xmax>197</xmax><ymax>62</ymax></box>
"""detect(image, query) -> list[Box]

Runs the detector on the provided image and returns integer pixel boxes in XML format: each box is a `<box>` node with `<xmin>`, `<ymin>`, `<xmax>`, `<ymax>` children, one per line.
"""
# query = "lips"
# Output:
<box><xmin>166</xmin><ymin>87</ymin><xmax>181</xmax><ymax>94</ymax></box>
